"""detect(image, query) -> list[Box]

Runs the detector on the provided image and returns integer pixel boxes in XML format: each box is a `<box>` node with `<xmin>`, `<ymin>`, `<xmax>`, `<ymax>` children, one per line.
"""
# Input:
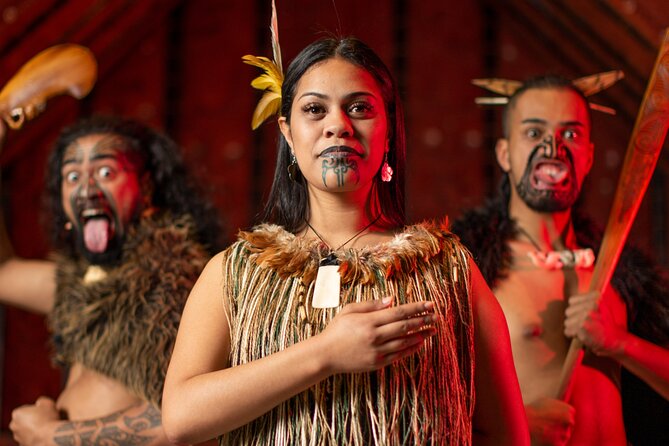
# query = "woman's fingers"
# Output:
<box><xmin>324</xmin><ymin>298</ymin><xmax>438</xmax><ymax>373</ymax></box>
<box><xmin>374</xmin><ymin>312</ymin><xmax>439</xmax><ymax>344</ymax></box>
<box><xmin>339</xmin><ymin>299</ymin><xmax>438</xmax><ymax>348</ymax></box>
<box><xmin>339</xmin><ymin>296</ymin><xmax>394</xmax><ymax>315</ymax></box>
<box><xmin>339</xmin><ymin>299</ymin><xmax>436</xmax><ymax>327</ymax></box>
<box><xmin>378</xmin><ymin>332</ymin><xmax>436</xmax><ymax>365</ymax></box>
<box><xmin>373</xmin><ymin>312</ymin><xmax>439</xmax><ymax>364</ymax></box>
<box><xmin>371</xmin><ymin>300</ymin><xmax>435</xmax><ymax>326</ymax></box>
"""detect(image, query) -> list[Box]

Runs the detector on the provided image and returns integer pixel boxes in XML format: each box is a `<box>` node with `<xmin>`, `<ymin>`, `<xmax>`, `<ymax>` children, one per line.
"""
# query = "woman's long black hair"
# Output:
<box><xmin>260</xmin><ymin>37</ymin><xmax>406</xmax><ymax>232</ymax></box>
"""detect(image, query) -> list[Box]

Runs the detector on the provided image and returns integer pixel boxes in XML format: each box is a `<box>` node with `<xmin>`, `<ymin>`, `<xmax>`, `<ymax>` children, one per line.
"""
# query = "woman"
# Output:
<box><xmin>162</xmin><ymin>37</ymin><xmax>528</xmax><ymax>445</ymax></box>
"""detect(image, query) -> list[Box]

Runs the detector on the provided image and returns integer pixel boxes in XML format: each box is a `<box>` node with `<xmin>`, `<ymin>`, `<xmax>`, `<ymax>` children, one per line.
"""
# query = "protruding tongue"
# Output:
<box><xmin>534</xmin><ymin>162</ymin><xmax>568</xmax><ymax>187</ymax></box>
<box><xmin>83</xmin><ymin>218</ymin><xmax>110</xmax><ymax>253</ymax></box>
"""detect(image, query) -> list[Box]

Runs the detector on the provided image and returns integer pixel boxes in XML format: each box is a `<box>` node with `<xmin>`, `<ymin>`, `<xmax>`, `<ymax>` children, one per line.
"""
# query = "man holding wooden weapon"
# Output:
<box><xmin>453</xmin><ymin>74</ymin><xmax>626</xmax><ymax>445</ymax></box>
<box><xmin>561</xmin><ymin>32</ymin><xmax>669</xmax><ymax>446</ymax></box>
<box><xmin>0</xmin><ymin>45</ymin><xmax>221</xmax><ymax>445</ymax></box>
<box><xmin>454</xmin><ymin>50</ymin><xmax>669</xmax><ymax>445</ymax></box>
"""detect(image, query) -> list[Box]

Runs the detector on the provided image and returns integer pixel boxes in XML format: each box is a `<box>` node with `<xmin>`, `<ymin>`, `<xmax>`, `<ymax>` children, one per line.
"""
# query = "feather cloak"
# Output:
<box><xmin>220</xmin><ymin>222</ymin><xmax>475</xmax><ymax>446</ymax></box>
<box><xmin>49</xmin><ymin>213</ymin><xmax>210</xmax><ymax>407</ymax></box>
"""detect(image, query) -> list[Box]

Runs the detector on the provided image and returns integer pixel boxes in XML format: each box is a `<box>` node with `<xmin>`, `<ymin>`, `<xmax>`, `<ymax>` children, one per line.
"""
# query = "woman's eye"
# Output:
<box><xmin>349</xmin><ymin>102</ymin><xmax>373</xmax><ymax>115</ymax></box>
<box><xmin>65</xmin><ymin>171</ymin><xmax>79</xmax><ymax>184</ymax></box>
<box><xmin>303</xmin><ymin>103</ymin><xmax>325</xmax><ymax>116</ymax></box>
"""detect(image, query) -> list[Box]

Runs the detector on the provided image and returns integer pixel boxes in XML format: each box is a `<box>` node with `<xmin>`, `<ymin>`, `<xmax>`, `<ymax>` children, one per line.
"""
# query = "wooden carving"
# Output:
<box><xmin>0</xmin><ymin>44</ymin><xmax>97</xmax><ymax>131</ymax></box>
<box><xmin>472</xmin><ymin>70</ymin><xmax>624</xmax><ymax>114</ymax></box>
<box><xmin>556</xmin><ymin>28</ymin><xmax>669</xmax><ymax>401</ymax></box>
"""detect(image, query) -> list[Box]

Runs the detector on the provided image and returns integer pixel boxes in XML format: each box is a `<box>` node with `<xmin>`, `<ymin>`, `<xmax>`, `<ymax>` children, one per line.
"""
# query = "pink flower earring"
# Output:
<box><xmin>381</xmin><ymin>152</ymin><xmax>393</xmax><ymax>182</ymax></box>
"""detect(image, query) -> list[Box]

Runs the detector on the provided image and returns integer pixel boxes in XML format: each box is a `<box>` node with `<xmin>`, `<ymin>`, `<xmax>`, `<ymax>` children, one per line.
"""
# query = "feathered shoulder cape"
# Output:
<box><xmin>219</xmin><ymin>221</ymin><xmax>476</xmax><ymax>445</ymax></box>
<box><xmin>49</xmin><ymin>213</ymin><xmax>210</xmax><ymax>407</ymax></box>
<box><xmin>238</xmin><ymin>220</ymin><xmax>466</xmax><ymax>285</ymax></box>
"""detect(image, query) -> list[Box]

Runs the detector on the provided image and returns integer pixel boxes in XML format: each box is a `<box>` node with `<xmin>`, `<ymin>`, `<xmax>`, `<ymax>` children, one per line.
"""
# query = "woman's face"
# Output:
<box><xmin>279</xmin><ymin>57</ymin><xmax>388</xmax><ymax>194</ymax></box>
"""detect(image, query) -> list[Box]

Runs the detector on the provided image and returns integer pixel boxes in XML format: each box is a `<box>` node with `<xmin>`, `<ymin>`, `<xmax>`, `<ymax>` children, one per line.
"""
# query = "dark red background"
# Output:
<box><xmin>0</xmin><ymin>0</ymin><xmax>667</xmax><ymax>441</ymax></box>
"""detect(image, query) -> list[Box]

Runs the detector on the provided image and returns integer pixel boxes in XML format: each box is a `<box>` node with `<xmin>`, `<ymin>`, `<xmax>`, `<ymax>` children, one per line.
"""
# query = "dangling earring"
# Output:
<box><xmin>381</xmin><ymin>152</ymin><xmax>393</xmax><ymax>182</ymax></box>
<box><xmin>141</xmin><ymin>206</ymin><xmax>158</xmax><ymax>218</ymax></box>
<box><xmin>287</xmin><ymin>153</ymin><xmax>299</xmax><ymax>182</ymax></box>
<box><xmin>141</xmin><ymin>194</ymin><xmax>157</xmax><ymax>218</ymax></box>
<box><xmin>64</xmin><ymin>221</ymin><xmax>73</xmax><ymax>231</ymax></box>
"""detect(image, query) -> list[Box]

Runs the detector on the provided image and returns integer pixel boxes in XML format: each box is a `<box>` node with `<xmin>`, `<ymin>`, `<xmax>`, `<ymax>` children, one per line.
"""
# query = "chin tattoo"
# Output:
<box><xmin>321</xmin><ymin>157</ymin><xmax>359</xmax><ymax>187</ymax></box>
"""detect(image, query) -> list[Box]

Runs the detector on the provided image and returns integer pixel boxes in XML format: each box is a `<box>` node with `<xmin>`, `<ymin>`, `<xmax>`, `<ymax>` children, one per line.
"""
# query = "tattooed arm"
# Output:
<box><xmin>10</xmin><ymin>397</ymin><xmax>173</xmax><ymax>446</ymax></box>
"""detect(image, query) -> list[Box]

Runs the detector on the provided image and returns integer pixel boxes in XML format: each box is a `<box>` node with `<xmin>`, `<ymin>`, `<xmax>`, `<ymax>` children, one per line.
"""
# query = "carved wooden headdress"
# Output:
<box><xmin>472</xmin><ymin>70</ymin><xmax>624</xmax><ymax>115</ymax></box>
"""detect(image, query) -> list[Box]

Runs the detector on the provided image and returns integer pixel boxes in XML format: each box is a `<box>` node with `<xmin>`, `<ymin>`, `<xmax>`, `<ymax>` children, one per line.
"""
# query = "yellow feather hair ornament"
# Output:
<box><xmin>242</xmin><ymin>0</ymin><xmax>284</xmax><ymax>129</ymax></box>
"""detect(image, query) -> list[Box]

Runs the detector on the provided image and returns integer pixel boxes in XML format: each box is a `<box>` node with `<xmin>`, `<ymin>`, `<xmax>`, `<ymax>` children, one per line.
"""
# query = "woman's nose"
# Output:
<box><xmin>323</xmin><ymin>110</ymin><xmax>353</xmax><ymax>139</ymax></box>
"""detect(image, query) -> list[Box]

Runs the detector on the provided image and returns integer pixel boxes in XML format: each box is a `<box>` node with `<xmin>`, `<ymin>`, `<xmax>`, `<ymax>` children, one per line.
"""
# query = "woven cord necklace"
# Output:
<box><xmin>304</xmin><ymin>215</ymin><xmax>381</xmax><ymax>308</ymax></box>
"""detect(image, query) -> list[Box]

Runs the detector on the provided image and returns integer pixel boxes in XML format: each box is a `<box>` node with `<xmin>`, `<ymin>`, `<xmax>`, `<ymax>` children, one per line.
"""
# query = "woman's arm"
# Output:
<box><xmin>162</xmin><ymin>252</ymin><xmax>438</xmax><ymax>444</ymax></box>
<box><xmin>469</xmin><ymin>259</ymin><xmax>530</xmax><ymax>446</ymax></box>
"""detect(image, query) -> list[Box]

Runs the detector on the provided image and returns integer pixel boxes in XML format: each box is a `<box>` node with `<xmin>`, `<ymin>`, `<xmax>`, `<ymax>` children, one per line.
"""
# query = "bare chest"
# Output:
<box><xmin>497</xmin><ymin>269</ymin><xmax>589</xmax><ymax>335</ymax></box>
<box><xmin>56</xmin><ymin>363</ymin><xmax>141</xmax><ymax>420</ymax></box>
<box><xmin>492</xmin><ymin>246</ymin><xmax>593</xmax><ymax>401</ymax></box>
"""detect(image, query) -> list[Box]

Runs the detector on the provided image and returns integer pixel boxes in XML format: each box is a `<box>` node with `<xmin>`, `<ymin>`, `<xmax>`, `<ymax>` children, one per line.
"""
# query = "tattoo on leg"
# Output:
<box><xmin>53</xmin><ymin>404</ymin><xmax>161</xmax><ymax>445</ymax></box>
<box><xmin>321</xmin><ymin>158</ymin><xmax>359</xmax><ymax>187</ymax></box>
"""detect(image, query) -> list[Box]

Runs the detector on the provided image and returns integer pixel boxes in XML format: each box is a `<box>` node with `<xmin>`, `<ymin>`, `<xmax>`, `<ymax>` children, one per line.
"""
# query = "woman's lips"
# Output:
<box><xmin>318</xmin><ymin>145</ymin><xmax>362</xmax><ymax>157</ymax></box>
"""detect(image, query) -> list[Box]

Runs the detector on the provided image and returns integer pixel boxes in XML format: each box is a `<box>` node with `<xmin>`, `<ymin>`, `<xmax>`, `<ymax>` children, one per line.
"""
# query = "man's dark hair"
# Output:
<box><xmin>502</xmin><ymin>74</ymin><xmax>591</xmax><ymax>138</ymax></box>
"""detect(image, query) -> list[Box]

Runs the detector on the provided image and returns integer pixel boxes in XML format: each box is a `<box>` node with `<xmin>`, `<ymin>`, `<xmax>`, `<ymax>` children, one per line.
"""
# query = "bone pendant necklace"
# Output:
<box><xmin>516</xmin><ymin>226</ymin><xmax>595</xmax><ymax>270</ymax></box>
<box><xmin>305</xmin><ymin>216</ymin><xmax>380</xmax><ymax>308</ymax></box>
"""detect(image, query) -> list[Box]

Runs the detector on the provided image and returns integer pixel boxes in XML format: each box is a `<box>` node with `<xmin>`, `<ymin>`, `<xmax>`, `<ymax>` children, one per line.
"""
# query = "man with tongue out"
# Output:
<box><xmin>0</xmin><ymin>116</ymin><xmax>219</xmax><ymax>445</ymax></box>
<box><xmin>453</xmin><ymin>75</ymin><xmax>631</xmax><ymax>445</ymax></box>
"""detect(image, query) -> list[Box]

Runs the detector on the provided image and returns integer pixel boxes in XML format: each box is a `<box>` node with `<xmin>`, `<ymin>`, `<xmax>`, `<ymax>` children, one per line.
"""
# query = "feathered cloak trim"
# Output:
<box><xmin>49</xmin><ymin>213</ymin><xmax>210</xmax><ymax>407</ymax></box>
<box><xmin>220</xmin><ymin>221</ymin><xmax>475</xmax><ymax>445</ymax></box>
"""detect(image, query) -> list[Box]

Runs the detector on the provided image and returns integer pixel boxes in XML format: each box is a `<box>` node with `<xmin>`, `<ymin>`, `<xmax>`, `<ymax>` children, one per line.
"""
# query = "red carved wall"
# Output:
<box><xmin>0</xmin><ymin>0</ymin><xmax>667</xmax><ymax>442</ymax></box>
